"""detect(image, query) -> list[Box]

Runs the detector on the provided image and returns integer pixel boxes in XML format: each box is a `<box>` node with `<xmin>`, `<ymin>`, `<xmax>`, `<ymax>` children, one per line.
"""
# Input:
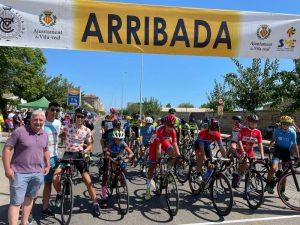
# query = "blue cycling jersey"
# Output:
<box><xmin>274</xmin><ymin>127</ymin><xmax>296</xmax><ymax>149</ymax></box>
<box><xmin>123</xmin><ymin>122</ymin><xmax>130</xmax><ymax>132</ymax></box>
<box><xmin>108</xmin><ymin>141</ymin><xmax>127</xmax><ymax>157</ymax></box>
<box><xmin>140</xmin><ymin>125</ymin><xmax>155</xmax><ymax>146</ymax></box>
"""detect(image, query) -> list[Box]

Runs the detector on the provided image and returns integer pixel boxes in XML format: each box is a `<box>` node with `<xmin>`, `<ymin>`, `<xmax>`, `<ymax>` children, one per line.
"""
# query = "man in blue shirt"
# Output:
<box><xmin>266</xmin><ymin>116</ymin><xmax>299</xmax><ymax>200</ymax></box>
<box><xmin>139</xmin><ymin>117</ymin><xmax>155</xmax><ymax>165</ymax></box>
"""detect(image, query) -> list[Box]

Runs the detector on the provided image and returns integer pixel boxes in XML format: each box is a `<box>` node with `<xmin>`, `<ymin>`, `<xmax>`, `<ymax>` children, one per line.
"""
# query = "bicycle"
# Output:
<box><xmin>57</xmin><ymin>158</ymin><xmax>89</xmax><ymax>225</ymax></box>
<box><xmin>105</xmin><ymin>155</ymin><xmax>130</xmax><ymax>215</ymax></box>
<box><xmin>188</xmin><ymin>156</ymin><xmax>233</xmax><ymax>216</ymax></box>
<box><xmin>254</xmin><ymin>155</ymin><xmax>300</xmax><ymax>211</ymax></box>
<box><xmin>234</xmin><ymin>154</ymin><xmax>264</xmax><ymax>210</ymax></box>
<box><xmin>153</xmin><ymin>152</ymin><xmax>179</xmax><ymax>217</ymax></box>
<box><xmin>138</xmin><ymin>145</ymin><xmax>150</xmax><ymax>175</ymax></box>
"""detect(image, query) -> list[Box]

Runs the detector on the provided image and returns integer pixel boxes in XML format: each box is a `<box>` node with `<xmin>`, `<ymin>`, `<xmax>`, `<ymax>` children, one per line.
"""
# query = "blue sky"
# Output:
<box><xmin>43</xmin><ymin>0</ymin><xmax>299</xmax><ymax>111</ymax></box>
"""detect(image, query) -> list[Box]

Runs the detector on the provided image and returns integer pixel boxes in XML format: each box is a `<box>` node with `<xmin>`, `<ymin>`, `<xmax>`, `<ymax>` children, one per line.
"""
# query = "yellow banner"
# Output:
<box><xmin>74</xmin><ymin>1</ymin><xmax>241</xmax><ymax>57</ymax></box>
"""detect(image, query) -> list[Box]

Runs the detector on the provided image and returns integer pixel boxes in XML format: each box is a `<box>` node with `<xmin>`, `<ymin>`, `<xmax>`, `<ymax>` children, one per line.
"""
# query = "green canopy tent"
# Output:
<box><xmin>18</xmin><ymin>96</ymin><xmax>50</xmax><ymax>109</ymax></box>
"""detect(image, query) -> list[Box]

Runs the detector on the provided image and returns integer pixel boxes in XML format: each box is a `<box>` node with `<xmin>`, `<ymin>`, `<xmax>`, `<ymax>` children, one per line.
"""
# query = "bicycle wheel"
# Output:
<box><xmin>61</xmin><ymin>177</ymin><xmax>73</xmax><ymax>225</ymax></box>
<box><xmin>175</xmin><ymin>156</ymin><xmax>190</xmax><ymax>184</ymax></box>
<box><xmin>188</xmin><ymin>163</ymin><xmax>201</xmax><ymax>195</ymax></box>
<box><xmin>116</xmin><ymin>172</ymin><xmax>129</xmax><ymax>215</ymax></box>
<box><xmin>277</xmin><ymin>171</ymin><xmax>300</xmax><ymax>211</ymax></box>
<box><xmin>165</xmin><ymin>173</ymin><xmax>179</xmax><ymax>217</ymax></box>
<box><xmin>245</xmin><ymin>170</ymin><xmax>264</xmax><ymax>210</ymax></box>
<box><xmin>210</xmin><ymin>172</ymin><xmax>233</xmax><ymax>216</ymax></box>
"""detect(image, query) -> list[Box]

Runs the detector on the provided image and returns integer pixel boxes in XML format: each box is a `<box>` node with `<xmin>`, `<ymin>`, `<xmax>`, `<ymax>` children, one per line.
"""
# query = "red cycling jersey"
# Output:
<box><xmin>148</xmin><ymin>125</ymin><xmax>177</xmax><ymax>162</ymax></box>
<box><xmin>238</xmin><ymin>127</ymin><xmax>262</xmax><ymax>157</ymax></box>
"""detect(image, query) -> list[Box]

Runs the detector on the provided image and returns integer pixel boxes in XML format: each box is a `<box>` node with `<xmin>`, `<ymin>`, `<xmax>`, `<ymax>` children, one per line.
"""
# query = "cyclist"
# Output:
<box><xmin>168</xmin><ymin>108</ymin><xmax>182</xmax><ymax>142</ymax></box>
<box><xmin>189</xmin><ymin>117</ymin><xmax>199</xmax><ymax>140</ymax></box>
<box><xmin>52</xmin><ymin>108</ymin><xmax>100</xmax><ymax>217</ymax></box>
<box><xmin>145</xmin><ymin>114</ymin><xmax>181</xmax><ymax>200</ymax></box>
<box><xmin>123</xmin><ymin>116</ymin><xmax>132</xmax><ymax>144</ymax></box>
<box><xmin>139</xmin><ymin>117</ymin><xmax>155</xmax><ymax>166</ymax></box>
<box><xmin>129</xmin><ymin>112</ymin><xmax>142</xmax><ymax>149</ymax></box>
<box><xmin>265</xmin><ymin>116</ymin><xmax>299</xmax><ymax>199</ymax></box>
<box><xmin>232</xmin><ymin>114</ymin><xmax>265</xmax><ymax>188</ymax></box>
<box><xmin>194</xmin><ymin>118</ymin><xmax>227</xmax><ymax>184</ymax></box>
<box><xmin>101</xmin><ymin>109</ymin><xmax>118</xmax><ymax>148</ymax></box>
<box><xmin>101</xmin><ymin>130</ymin><xmax>134</xmax><ymax>208</ymax></box>
<box><xmin>225</xmin><ymin>115</ymin><xmax>245</xmax><ymax>156</ymax></box>
<box><xmin>180</xmin><ymin>118</ymin><xmax>191</xmax><ymax>140</ymax></box>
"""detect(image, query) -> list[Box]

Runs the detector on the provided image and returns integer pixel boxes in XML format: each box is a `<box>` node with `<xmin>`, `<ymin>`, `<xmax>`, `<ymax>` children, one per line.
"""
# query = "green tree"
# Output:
<box><xmin>177</xmin><ymin>102</ymin><xmax>194</xmax><ymax>108</ymax></box>
<box><xmin>43</xmin><ymin>75</ymin><xmax>71</xmax><ymax>108</ymax></box>
<box><xmin>165</xmin><ymin>103</ymin><xmax>171</xmax><ymax>107</ymax></box>
<box><xmin>273</xmin><ymin>59</ymin><xmax>300</xmax><ymax>114</ymax></box>
<box><xmin>0</xmin><ymin>47</ymin><xmax>47</xmax><ymax>108</ymax></box>
<box><xmin>123</xmin><ymin>97</ymin><xmax>161</xmax><ymax>117</ymax></box>
<box><xmin>202</xmin><ymin>79</ymin><xmax>235</xmax><ymax>111</ymax></box>
<box><xmin>224</xmin><ymin>58</ymin><xmax>279</xmax><ymax>112</ymax></box>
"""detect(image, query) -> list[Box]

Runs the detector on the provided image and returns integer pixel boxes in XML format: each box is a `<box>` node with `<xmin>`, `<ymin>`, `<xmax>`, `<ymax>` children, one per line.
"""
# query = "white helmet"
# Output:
<box><xmin>145</xmin><ymin>117</ymin><xmax>153</xmax><ymax>124</ymax></box>
<box><xmin>112</xmin><ymin>130</ymin><xmax>125</xmax><ymax>139</ymax></box>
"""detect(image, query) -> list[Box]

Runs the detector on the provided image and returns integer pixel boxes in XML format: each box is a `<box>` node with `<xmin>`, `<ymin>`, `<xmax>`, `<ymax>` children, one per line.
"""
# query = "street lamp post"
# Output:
<box><xmin>139</xmin><ymin>53</ymin><xmax>143</xmax><ymax>120</ymax></box>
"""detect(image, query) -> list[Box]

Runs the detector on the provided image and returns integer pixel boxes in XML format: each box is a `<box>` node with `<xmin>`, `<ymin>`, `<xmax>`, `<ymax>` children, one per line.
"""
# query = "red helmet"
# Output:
<box><xmin>164</xmin><ymin>114</ymin><xmax>176</xmax><ymax>126</ymax></box>
<box><xmin>110</xmin><ymin>108</ymin><xmax>117</xmax><ymax>114</ymax></box>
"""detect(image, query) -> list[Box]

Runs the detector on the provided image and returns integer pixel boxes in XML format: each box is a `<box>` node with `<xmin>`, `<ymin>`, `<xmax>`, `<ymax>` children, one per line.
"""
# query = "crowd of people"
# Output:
<box><xmin>2</xmin><ymin>105</ymin><xmax>300</xmax><ymax>224</ymax></box>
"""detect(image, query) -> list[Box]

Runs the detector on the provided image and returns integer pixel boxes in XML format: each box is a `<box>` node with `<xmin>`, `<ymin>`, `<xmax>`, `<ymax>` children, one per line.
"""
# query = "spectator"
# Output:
<box><xmin>0</xmin><ymin>111</ymin><xmax>4</xmax><ymax>132</ymax></box>
<box><xmin>2</xmin><ymin>109</ymin><xmax>50</xmax><ymax>225</ymax></box>
<box><xmin>23</xmin><ymin>109</ymin><xmax>32</xmax><ymax>125</ymax></box>
<box><xmin>13</xmin><ymin>110</ymin><xmax>22</xmax><ymax>129</ymax></box>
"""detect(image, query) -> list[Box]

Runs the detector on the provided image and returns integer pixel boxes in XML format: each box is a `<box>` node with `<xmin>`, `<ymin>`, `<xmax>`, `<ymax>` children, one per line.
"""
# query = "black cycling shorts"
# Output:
<box><xmin>272</xmin><ymin>145</ymin><xmax>291</xmax><ymax>163</ymax></box>
<box><xmin>58</xmin><ymin>152</ymin><xmax>89</xmax><ymax>174</ymax></box>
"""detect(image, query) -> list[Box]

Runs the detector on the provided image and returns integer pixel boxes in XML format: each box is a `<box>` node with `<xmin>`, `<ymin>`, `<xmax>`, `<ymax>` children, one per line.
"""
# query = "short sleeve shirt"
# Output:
<box><xmin>108</xmin><ymin>141</ymin><xmax>127</xmax><ymax>157</ymax></box>
<box><xmin>44</xmin><ymin>119</ymin><xmax>61</xmax><ymax>157</ymax></box>
<box><xmin>155</xmin><ymin>126</ymin><xmax>177</xmax><ymax>144</ymax></box>
<box><xmin>61</xmin><ymin>124</ymin><xmax>91</xmax><ymax>152</ymax></box>
<box><xmin>140</xmin><ymin>125</ymin><xmax>155</xmax><ymax>145</ymax></box>
<box><xmin>239</xmin><ymin>127</ymin><xmax>262</xmax><ymax>153</ymax></box>
<box><xmin>274</xmin><ymin>127</ymin><xmax>296</xmax><ymax>149</ymax></box>
<box><xmin>197</xmin><ymin>129</ymin><xmax>223</xmax><ymax>149</ymax></box>
<box><xmin>5</xmin><ymin>125</ymin><xmax>48</xmax><ymax>173</ymax></box>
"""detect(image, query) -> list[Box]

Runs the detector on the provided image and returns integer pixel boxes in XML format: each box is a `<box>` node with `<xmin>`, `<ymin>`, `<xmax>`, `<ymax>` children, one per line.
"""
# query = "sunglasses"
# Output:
<box><xmin>50</xmin><ymin>108</ymin><xmax>60</xmax><ymax>112</ymax></box>
<box><xmin>281</xmin><ymin>122</ymin><xmax>291</xmax><ymax>126</ymax></box>
<box><xmin>76</xmin><ymin>115</ymin><xmax>85</xmax><ymax>119</ymax></box>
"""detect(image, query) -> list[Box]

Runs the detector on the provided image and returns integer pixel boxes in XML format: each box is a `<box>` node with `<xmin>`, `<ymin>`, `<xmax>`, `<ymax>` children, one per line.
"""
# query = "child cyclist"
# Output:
<box><xmin>145</xmin><ymin>114</ymin><xmax>181</xmax><ymax>200</ymax></box>
<box><xmin>232</xmin><ymin>114</ymin><xmax>265</xmax><ymax>188</ymax></box>
<box><xmin>265</xmin><ymin>116</ymin><xmax>299</xmax><ymax>200</ymax></box>
<box><xmin>194</xmin><ymin>118</ymin><xmax>227</xmax><ymax>184</ymax></box>
<box><xmin>101</xmin><ymin>130</ymin><xmax>134</xmax><ymax>208</ymax></box>
<box><xmin>225</xmin><ymin>115</ymin><xmax>245</xmax><ymax>156</ymax></box>
<box><xmin>139</xmin><ymin>117</ymin><xmax>155</xmax><ymax>166</ymax></box>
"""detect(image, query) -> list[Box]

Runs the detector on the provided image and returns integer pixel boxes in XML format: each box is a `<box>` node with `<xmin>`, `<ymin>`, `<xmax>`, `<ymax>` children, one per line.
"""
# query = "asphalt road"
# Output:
<box><xmin>0</xmin><ymin>119</ymin><xmax>300</xmax><ymax>225</ymax></box>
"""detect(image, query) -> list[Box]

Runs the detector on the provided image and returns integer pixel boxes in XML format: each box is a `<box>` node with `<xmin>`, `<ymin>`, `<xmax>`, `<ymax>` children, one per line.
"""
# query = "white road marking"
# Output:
<box><xmin>181</xmin><ymin>215</ymin><xmax>300</xmax><ymax>225</ymax></box>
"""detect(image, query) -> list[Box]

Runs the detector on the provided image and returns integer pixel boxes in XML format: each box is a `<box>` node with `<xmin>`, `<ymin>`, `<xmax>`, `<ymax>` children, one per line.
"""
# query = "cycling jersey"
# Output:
<box><xmin>195</xmin><ymin>129</ymin><xmax>223</xmax><ymax>159</ymax></box>
<box><xmin>181</xmin><ymin>123</ymin><xmax>190</xmax><ymax>136</ymax></box>
<box><xmin>238</xmin><ymin>127</ymin><xmax>262</xmax><ymax>157</ymax></box>
<box><xmin>130</xmin><ymin>119</ymin><xmax>142</xmax><ymax>137</ymax></box>
<box><xmin>231</xmin><ymin>123</ymin><xmax>246</xmax><ymax>142</ymax></box>
<box><xmin>140</xmin><ymin>125</ymin><xmax>155</xmax><ymax>146</ymax></box>
<box><xmin>174</xmin><ymin>117</ymin><xmax>181</xmax><ymax>132</ymax></box>
<box><xmin>123</xmin><ymin>121</ymin><xmax>131</xmax><ymax>134</ymax></box>
<box><xmin>274</xmin><ymin>127</ymin><xmax>296</xmax><ymax>149</ymax></box>
<box><xmin>107</xmin><ymin>141</ymin><xmax>127</xmax><ymax>157</ymax></box>
<box><xmin>189</xmin><ymin>123</ymin><xmax>198</xmax><ymax>132</ymax></box>
<box><xmin>148</xmin><ymin>125</ymin><xmax>177</xmax><ymax>162</ymax></box>
<box><xmin>61</xmin><ymin>124</ymin><xmax>92</xmax><ymax>152</ymax></box>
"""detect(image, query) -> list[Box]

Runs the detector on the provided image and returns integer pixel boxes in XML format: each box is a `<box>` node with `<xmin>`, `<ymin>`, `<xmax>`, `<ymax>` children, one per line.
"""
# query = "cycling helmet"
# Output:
<box><xmin>181</xmin><ymin>118</ymin><xmax>186</xmax><ymax>125</ymax></box>
<box><xmin>164</xmin><ymin>114</ymin><xmax>176</xmax><ymax>126</ymax></box>
<box><xmin>232</xmin><ymin>115</ymin><xmax>242</xmax><ymax>122</ymax></box>
<box><xmin>145</xmin><ymin>117</ymin><xmax>153</xmax><ymax>124</ymax></box>
<box><xmin>110</xmin><ymin>108</ymin><xmax>117</xmax><ymax>114</ymax></box>
<box><xmin>75</xmin><ymin>107</ymin><xmax>87</xmax><ymax>116</ymax></box>
<box><xmin>189</xmin><ymin>117</ymin><xmax>195</xmax><ymax>123</ymax></box>
<box><xmin>208</xmin><ymin>118</ymin><xmax>220</xmax><ymax>130</ymax></box>
<box><xmin>113</xmin><ymin>119</ymin><xmax>122</xmax><ymax>129</ymax></box>
<box><xmin>126</xmin><ymin>115</ymin><xmax>131</xmax><ymax>120</ymax></box>
<box><xmin>65</xmin><ymin>113</ymin><xmax>70</xmax><ymax>118</ymax></box>
<box><xmin>280</xmin><ymin>116</ymin><xmax>293</xmax><ymax>124</ymax></box>
<box><xmin>168</xmin><ymin>108</ymin><xmax>176</xmax><ymax>114</ymax></box>
<box><xmin>112</xmin><ymin>130</ymin><xmax>125</xmax><ymax>139</ymax></box>
<box><xmin>247</xmin><ymin>114</ymin><xmax>259</xmax><ymax>122</ymax></box>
